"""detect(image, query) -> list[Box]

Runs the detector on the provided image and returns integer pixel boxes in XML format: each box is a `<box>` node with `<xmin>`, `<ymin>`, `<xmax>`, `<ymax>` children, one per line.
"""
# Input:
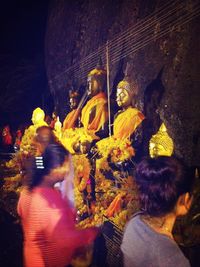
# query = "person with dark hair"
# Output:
<box><xmin>121</xmin><ymin>156</ymin><xmax>194</xmax><ymax>267</ymax></box>
<box><xmin>33</xmin><ymin>126</ymin><xmax>58</xmax><ymax>155</ymax></box>
<box><xmin>17</xmin><ymin>143</ymin><xmax>99</xmax><ymax>267</ymax></box>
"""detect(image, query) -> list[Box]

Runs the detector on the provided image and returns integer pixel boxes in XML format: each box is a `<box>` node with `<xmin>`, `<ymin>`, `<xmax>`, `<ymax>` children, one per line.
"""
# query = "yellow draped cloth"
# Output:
<box><xmin>63</xmin><ymin>109</ymin><xmax>78</xmax><ymax>130</ymax></box>
<box><xmin>81</xmin><ymin>92</ymin><xmax>108</xmax><ymax>132</ymax></box>
<box><xmin>113</xmin><ymin>107</ymin><xmax>145</xmax><ymax>139</ymax></box>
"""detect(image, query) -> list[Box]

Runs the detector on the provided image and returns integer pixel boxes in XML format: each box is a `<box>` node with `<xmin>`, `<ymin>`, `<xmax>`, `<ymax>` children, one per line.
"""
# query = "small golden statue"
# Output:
<box><xmin>20</xmin><ymin>107</ymin><xmax>47</xmax><ymax>154</ymax></box>
<box><xmin>149</xmin><ymin>123</ymin><xmax>174</xmax><ymax>158</ymax></box>
<box><xmin>54</xmin><ymin>116</ymin><xmax>62</xmax><ymax>140</ymax></box>
<box><xmin>31</xmin><ymin>107</ymin><xmax>47</xmax><ymax>128</ymax></box>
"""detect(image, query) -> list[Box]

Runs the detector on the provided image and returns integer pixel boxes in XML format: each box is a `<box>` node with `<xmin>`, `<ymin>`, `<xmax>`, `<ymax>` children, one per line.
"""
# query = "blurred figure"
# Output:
<box><xmin>14</xmin><ymin>129</ymin><xmax>23</xmax><ymax>152</ymax></box>
<box><xmin>2</xmin><ymin>125</ymin><xmax>13</xmax><ymax>151</ymax></box>
<box><xmin>44</xmin><ymin>115</ymin><xmax>52</xmax><ymax>126</ymax></box>
<box><xmin>18</xmin><ymin>143</ymin><xmax>99</xmax><ymax>267</ymax></box>
<box><xmin>33</xmin><ymin>126</ymin><xmax>70</xmax><ymax>201</ymax></box>
<box><xmin>33</xmin><ymin>126</ymin><xmax>58</xmax><ymax>156</ymax></box>
<box><xmin>50</xmin><ymin>111</ymin><xmax>57</xmax><ymax>129</ymax></box>
<box><xmin>121</xmin><ymin>156</ymin><xmax>194</xmax><ymax>267</ymax></box>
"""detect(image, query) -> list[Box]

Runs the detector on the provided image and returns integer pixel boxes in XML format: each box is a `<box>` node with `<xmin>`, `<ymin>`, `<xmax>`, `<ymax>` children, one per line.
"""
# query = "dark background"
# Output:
<box><xmin>0</xmin><ymin>0</ymin><xmax>52</xmax><ymax>131</ymax></box>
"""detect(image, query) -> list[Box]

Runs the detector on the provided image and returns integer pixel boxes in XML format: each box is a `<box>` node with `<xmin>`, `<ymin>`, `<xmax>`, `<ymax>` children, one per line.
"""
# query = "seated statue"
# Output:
<box><xmin>81</xmin><ymin>60</ymin><xmax>108</xmax><ymax>138</ymax></box>
<box><xmin>93</xmin><ymin>67</ymin><xmax>144</xmax><ymax>228</ymax></box>
<box><xmin>114</xmin><ymin>78</ymin><xmax>144</xmax><ymax>141</ymax></box>
<box><xmin>31</xmin><ymin>107</ymin><xmax>48</xmax><ymax>129</ymax></box>
<box><xmin>20</xmin><ymin>107</ymin><xmax>47</xmax><ymax>154</ymax></box>
<box><xmin>149</xmin><ymin>122</ymin><xmax>174</xmax><ymax>158</ymax></box>
<box><xmin>96</xmin><ymin>64</ymin><xmax>145</xmax><ymax>175</ymax></box>
<box><xmin>63</xmin><ymin>89</ymin><xmax>81</xmax><ymax>130</ymax></box>
<box><xmin>62</xmin><ymin>61</ymin><xmax>109</xmax><ymax>154</ymax></box>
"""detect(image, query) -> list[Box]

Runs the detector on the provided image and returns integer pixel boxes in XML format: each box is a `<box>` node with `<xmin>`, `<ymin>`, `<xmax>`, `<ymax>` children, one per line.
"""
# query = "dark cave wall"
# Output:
<box><xmin>45</xmin><ymin>0</ymin><xmax>200</xmax><ymax>166</ymax></box>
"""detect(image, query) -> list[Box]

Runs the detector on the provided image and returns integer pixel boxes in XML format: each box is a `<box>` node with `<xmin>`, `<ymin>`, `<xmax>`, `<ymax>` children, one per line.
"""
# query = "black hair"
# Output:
<box><xmin>135</xmin><ymin>156</ymin><xmax>194</xmax><ymax>217</ymax></box>
<box><xmin>36</xmin><ymin>126</ymin><xmax>58</xmax><ymax>144</ymax></box>
<box><xmin>28</xmin><ymin>143</ymin><xmax>69</xmax><ymax>189</ymax></box>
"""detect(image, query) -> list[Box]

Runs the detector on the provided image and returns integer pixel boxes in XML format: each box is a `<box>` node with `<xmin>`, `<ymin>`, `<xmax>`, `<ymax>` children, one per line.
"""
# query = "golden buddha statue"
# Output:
<box><xmin>63</xmin><ymin>89</ymin><xmax>81</xmax><ymax>130</ymax></box>
<box><xmin>62</xmin><ymin>60</ymin><xmax>109</xmax><ymax>154</ymax></box>
<box><xmin>96</xmin><ymin>63</ymin><xmax>145</xmax><ymax>169</ymax></box>
<box><xmin>31</xmin><ymin>107</ymin><xmax>47</xmax><ymax>128</ymax></box>
<box><xmin>116</xmin><ymin>80</ymin><xmax>136</xmax><ymax>109</ymax></box>
<box><xmin>95</xmin><ymin>65</ymin><xmax>144</xmax><ymax>215</ymax></box>
<box><xmin>114</xmin><ymin>76</ymin><xmax>144</xmax><ymax>140</ymax></box>
<box><xmin>149</xmin><ymin>123</ymin><xmax>174</xmax><ymax>158</ymax></box>
<box><xmin>54</xmin><ymin>116</ymin><xmax>62</xmax><ymax>140</ymax></box>
<box><xmin>81</xmin><ymin>60</ymin><xmax>108</xmax><ymax>135</ymax></box>
<box><xmin>20</xmin><ymin>107</ymin><xmax>47</xmax><ymax>154</ymax></box>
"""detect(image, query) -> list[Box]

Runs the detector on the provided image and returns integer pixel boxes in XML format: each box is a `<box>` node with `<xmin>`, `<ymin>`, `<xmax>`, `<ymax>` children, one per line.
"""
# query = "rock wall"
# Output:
<box><xmin>45</xmin><ymin>0</ymin><xmax>200</xmax><ymax>166</ymax></box>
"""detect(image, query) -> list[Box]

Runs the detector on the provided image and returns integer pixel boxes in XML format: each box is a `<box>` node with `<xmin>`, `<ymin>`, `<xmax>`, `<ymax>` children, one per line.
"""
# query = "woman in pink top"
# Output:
<box><xmin>18</xmin><ymin>143</ymin><xmax>98</xmax><ymax>267</ymax></box>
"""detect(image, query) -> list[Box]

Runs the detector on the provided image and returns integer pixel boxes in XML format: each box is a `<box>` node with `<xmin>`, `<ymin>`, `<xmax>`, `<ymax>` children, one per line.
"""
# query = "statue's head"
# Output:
<box><xmin>116</xmin><ymin>79</ymin><xmax>138</xmax><ymax>108</ymax></box>
<box><xmin>116</xmin><ymin>62</ymin><xmax>138</xmax><ymax>108</ymax></box>
<box><xmin>87</xmin><ymin>59</ymin><xmax>106</xmax><ymax>97</ymax></box>
<box><xmin>52</xmin><ymin>111</ymin><xmax>57</xmax><ymax>120</ymax></box>
<box><xmin>31</xmin><ymin>107</ymin><xmax>45</xmax><ymax>125</ymax></box>
<box><xmin>73</xmin><ymin>140</ymin><xmax>91</xmax><ymax>154</ymax></box>
<box><xmin>16</xmin><ymin>129</ymin><xmax>22</xmax><ymax>137</ymax></box>
<box><xmin>3</xmin><ymin>125</ymin><xmax>10</xmax><ymax>135</ymax></box>
<box><xmin>149</xmin><ymin>123</ymin><xmax>174</xmax><ymax>158</ymax></box>
<box><xmin>69</xmin><ymin>89</ymin><xmax>80</xmax><ymax>109</ymax></box>
<box><xmin>36</xmin><ymin>126</ymin><xmax>55</xmax><ymax>145</ymax></box>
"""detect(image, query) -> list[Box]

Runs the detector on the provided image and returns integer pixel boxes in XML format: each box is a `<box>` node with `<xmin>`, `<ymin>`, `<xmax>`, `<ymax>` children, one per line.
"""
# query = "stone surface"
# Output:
<box><xmin>45</xmin><ymin>0</ymin><xmax>200</xmax><ymax>166</ymax></box>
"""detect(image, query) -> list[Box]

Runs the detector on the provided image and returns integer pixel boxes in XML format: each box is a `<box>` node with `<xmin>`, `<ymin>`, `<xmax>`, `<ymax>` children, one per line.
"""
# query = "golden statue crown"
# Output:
<box><xmin>69</xmin><ymin>90</ymin><xmax>79</xmax><ymax>98</ymax></box>
<box><xmin>88</xmin><ymin>57</ymin><xmax>106</xmax><ymax>77</ymax></box>
<box><xmin>117</xmin><ymin>79</ymin><xmax>138</xmax><ymax>95</ymax></box>
<box><xmin>88</xmin><ymin>67</ymin><xmax>106</xmax><ymax>77</ymax></box>
<box><xmin>149</xmin><ymin>123</ymin><xmax>174</xmax><ymax>157</ymax></box>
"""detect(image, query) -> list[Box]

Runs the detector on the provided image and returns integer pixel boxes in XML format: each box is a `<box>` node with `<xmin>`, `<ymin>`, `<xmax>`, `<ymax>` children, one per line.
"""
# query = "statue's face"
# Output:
<box><xmin>73</xmin><ymin>141</ymin><xmax>90</xmax><ymax>154</ymax></box>
<box><xmin>80</xmin><ymin>141</ymin><xmax>91</xmax><ymax>154</ymax></box>
<box><xmin>52</xmin><ymin>112</ymin><xmax>57</xmax><ymax>119</ymax></box>
<box><xmin>69</xmin><ymin>96</ymin><xmax>78</xmax><ymax>109</ymax></box>
<box><xmin>87</xmin><ymin>76</ymin><xmax>99</xmax><ymax>97</ymax></box>
<box><xmin>3</xmin><ymin>126</ymin><xmax>10</xmax><ymax>135</ymax></box>
<box><xmin>149</xmin><ymin>123</ymin><xmax>174</xmax><ymax>158</ymax></box>
<box><xmin>116</xmin><ymin>88</ymin><xmax>131</xmax><ymax>108</ymax></box>
<box><xmin>149</xmin><ymin>142</ymin><xmax>169</xmax><ymax>158</ymax></box>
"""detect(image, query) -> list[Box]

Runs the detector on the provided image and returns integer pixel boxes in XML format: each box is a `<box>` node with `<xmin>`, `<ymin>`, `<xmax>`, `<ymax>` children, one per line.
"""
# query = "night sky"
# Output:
<box><xmin>0</xmin><ymin>0</ymin><xmax>51</xmax><ymax>130</ymax></box>
<box><xmin>0</xmin><ymin>1</ymin><xmax>48</xmax><ymax>57</ymax></box>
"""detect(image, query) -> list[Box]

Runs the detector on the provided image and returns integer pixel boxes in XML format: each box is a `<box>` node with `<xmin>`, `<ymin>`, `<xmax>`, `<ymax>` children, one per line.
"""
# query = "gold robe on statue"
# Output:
<box><xmin>113</xmin><ymin>107</ymin><xmax>144</xmax><ymax>139</ymax></box>
<box><xmin>63</xmin><ymin>109</ymin><xmax>79</xmax><ymax>130</ymax></box>
<box><xmin>81</xmin><ymin>92</ymin><xmax>108</xmax><ymax>132</ymax></box>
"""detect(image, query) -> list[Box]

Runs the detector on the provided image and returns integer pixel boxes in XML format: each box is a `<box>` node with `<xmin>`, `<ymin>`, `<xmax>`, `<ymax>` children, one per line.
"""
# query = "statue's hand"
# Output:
<box><xmin>108</xmin><ymin>154</ymin><xmax>134</xmax><ymax>171</ymax></box>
